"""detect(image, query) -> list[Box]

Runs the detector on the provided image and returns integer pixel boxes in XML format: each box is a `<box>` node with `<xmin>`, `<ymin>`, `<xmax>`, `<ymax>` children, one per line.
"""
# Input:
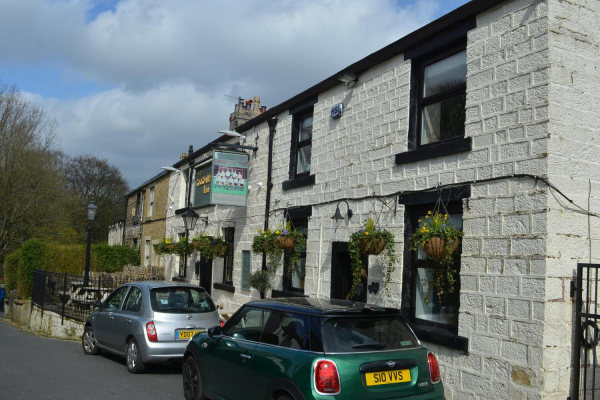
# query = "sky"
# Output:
<box><xmin>0</xmin><ymin>0</ymin><xmax>470</xmax><ymax>188</ymax></box>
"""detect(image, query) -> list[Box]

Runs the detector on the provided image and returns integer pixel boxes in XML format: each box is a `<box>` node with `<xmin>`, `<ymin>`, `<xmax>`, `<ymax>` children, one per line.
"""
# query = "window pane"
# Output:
<box><xmin>105</xmin><ymin>287</ymin><xmax>128</xmax><ymax>310</ymax></box>
<box><xmin>224</xmin><ymin>307</ymin><xmax>272</xmax><ymax>342</ymax></box>
<box><xmin>150</xmin><ymin>287</ymin><xmax>216</xmax><ymax>313</ymax></box>
<box><xmin>321</xmin><ymin>317</ymin><xmax>418</xmax><ymax>353</ymax></box>
<box><xmin>260</xmin><ymin>312</ymin><xmax>311</xmax><ymax>350</ymax></box>
<box><xmin>291</xmin><ymin>257</ymin><xmax>306</xmax><ymax>290</ymax></box>
<box><xmin>423</xmin><ymin>51</ymin><xmax>466</xmax><ymax>97</ymax></box>
<box><xmin>414</xmin><ymin>268</ymin><xmax>459</xmax><ymax>326</ymax></box>
<box><xmin>123</xmin><ymin>287</ymin><xmax>143</xmax><ymax>312</ymax></box>
<box><xmin>420</xmin><ymin>93</ymin><xmax>466</xmax><ymax>145</ymax></box>
<box><xmin>298</xmin><ymin>116</ymin><xmax>313</xmax><ymax>142</ymax></box>
<box><xmin>296</xmin><ymin>145</ymin><xmax>311</xmax><ymax>175</ymax></box>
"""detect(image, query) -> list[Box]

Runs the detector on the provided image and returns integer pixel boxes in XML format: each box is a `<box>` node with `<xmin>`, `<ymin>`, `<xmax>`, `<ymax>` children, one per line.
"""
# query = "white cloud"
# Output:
<box><xmin>1</xmin><ymin>0</ymin><xmax>443</xmax><ymax>186</ymax></box>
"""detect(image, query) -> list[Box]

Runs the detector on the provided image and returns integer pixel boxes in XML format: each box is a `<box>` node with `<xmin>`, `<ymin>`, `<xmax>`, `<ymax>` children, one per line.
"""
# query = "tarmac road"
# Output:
<box><xmin>0</xmin><ymin>319</ymin><xmax>184</xmax><ymax>400</ymax></box>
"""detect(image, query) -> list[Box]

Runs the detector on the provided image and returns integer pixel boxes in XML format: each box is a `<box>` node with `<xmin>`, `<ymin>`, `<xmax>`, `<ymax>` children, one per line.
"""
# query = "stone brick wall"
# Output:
<box><xmin>140</xmin><ymin>173</ymin><xmax>170</xmax><ymax>267</ymax></box>
<box><xmin>545</xmin><ymin>0</ymin><xmax>600</xmax><ymax>398</ymax></box>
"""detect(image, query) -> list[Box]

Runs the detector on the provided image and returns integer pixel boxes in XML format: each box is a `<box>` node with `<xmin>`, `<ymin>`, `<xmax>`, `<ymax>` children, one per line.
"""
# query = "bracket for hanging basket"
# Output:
<box><xmin>423</xmin><ymin>237</ymin><xmax>460</xmax><ymax>260</ymax></box>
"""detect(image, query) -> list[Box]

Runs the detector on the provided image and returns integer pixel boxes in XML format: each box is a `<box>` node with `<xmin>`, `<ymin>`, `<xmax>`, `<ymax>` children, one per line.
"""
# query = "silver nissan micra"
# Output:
<box><xmin>82</xmin><ymin>281</ymin><xmax>219</xmax><ymax>373</ymax></box>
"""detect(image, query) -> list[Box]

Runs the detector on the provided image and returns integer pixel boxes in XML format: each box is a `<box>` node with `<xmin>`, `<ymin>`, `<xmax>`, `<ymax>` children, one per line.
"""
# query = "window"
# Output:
<box><xmin>291</xmin><ymin>109</ymin><xmax>313</xmax><ymax>178</ymax></box>
<box><xmin>150</xmin><ymin>287</ymin><xmax>215</xmax><ymax>313</ymax></box>
<box><xmin>410</xmin><ymin>204</ymin><xmax>462</xmax><ymax>328</ymax></box>
<box><xmin>224</xmin><ymin>306</ymin><xmax>271</xmax><ymax>342</ymax></box>
<box><xmin>178</xmin><ymin>233</ymin><xmax>186</xmax><ymax>277</ymax></box>
<box><xmin>104</xmin><ymin>286</ymin><xmax>129</xmax><ymax>310</ymax></box>
<box><xmin>140</xmin><ymin>192</ymin><xmax>145</xmax><ymax>223</ymax></box>
<box><xmin>148</xmin><ymin>187</ymin><xmax>154</xmax><ymax>218</ymax></box>
<box><xmin>260</xmin><ymin>312</ymin><xmax>312</xmax><ymax>350</ymax></box>
<box><xmin>145</xmin><ymin>240</ymin><xmax>150</xmax><ymax>267</ymax></box>
<box><xmin>283</xmin><ymin>218</ymin><xmax>308</xmax><ymax>292</ymax></box>
<box><xmin>123</xmin><ymin>287</ymin><xmax>143</xmax><ymax>313</ymax></box>
<box><xmin>418</xmin><ymin>49</ymin><xmax>467</xmax><ymax>146</ymax></box>
<box><xmin>222</xmin><ymin>227</ymin><xmax>235</xmax><ymax>284</ymax></box>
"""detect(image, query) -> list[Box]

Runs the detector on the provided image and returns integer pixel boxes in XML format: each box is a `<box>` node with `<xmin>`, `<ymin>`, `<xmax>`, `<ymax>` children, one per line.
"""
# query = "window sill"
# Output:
<box><xmin>395</xmin><ymin>137</ymin><xmax>472</xmax><ymax>165</ymax></box>
<box><xmin>271</xmin><ymin>289</ymin><xmax>308</xmax><ymax>299</ymax></box>
<box><xmin>213</xmin><ymin>282</ymin><xmax>235</xmax><ymax>293</ymax></box>
<box><xmin>407</xmin><ymin>322</ymin><xmax>468</xmax><ymax>351</ymax></box>
<box><xmin>282</xmin><ymin>174</ymin><xmax>315</xmax><ymax>190</ymax></box>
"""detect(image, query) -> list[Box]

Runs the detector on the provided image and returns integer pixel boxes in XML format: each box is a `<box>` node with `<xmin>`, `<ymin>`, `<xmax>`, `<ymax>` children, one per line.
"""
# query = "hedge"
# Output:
<box><xmin>4</xmin><ymin>249</ymin><xmax>21</xmax><ymax>294</ymax></box>
<box><xmin>2</xmin><ymin>239</ymin><xmax>140</xmax><ymax>299</ymax></box>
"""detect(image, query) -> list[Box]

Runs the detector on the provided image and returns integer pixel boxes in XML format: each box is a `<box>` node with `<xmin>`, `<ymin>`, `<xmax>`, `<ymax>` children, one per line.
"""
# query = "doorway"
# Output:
<box><xmin>197</xmin><ymin>258</ymin><xmax>213</xmax><ymax>295</ymax></box>
<box><xmin>330</xmin><ymin>242</ymin><xmax>367</xmax><ymax>302</ymax></box>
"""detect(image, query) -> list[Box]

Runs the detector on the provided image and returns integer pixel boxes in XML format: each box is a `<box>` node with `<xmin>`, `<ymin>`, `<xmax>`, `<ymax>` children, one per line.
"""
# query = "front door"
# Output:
<box><xmin>199</xmin><ymin>258</ymin><xmax>213</xmax><ymax>295</ymax></box>
<box><xmin>331</xmin><ymin>242</ymin><xmax>367</xmax><ymax>302</ymax></box>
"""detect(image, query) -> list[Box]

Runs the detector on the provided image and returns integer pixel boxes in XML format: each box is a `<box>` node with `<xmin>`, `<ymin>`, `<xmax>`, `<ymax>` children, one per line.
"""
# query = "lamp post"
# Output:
<box><xmin>84</xmin><ymin>199</ymin><xmax>98</xmax><ymax>284</ymax></box>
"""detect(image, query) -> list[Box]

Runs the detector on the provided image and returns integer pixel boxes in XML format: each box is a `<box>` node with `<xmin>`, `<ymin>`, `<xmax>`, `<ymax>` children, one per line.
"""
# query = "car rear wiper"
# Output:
<box><xmin>352</xmin><ymin>343</ymin><xmax>387</xmax><ymax>349</ymax></box>
<box><xmin>163</xmin><ymin>307</ymin><xmax>192</xmax><ymax>312</ymax></box>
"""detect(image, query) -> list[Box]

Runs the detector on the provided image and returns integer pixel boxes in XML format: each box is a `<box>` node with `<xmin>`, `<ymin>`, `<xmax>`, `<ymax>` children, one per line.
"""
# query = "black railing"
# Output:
<box><xmin>31</xmin><ymin>269</ymin><xmax>162</xmax><ymax>323</ymax></box>
<box><xmin>574</xmin><ymin>263</ymin><xmax>600</xmax><ymax>400</ymax></box>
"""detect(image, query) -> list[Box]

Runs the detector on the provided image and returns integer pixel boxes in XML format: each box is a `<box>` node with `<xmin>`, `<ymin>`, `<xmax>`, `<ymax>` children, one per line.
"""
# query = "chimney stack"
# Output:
<box><xmin>253</xmin><ymin>97</ymin><xmax>261</xmax><ymax>115</ymax></box>
<box><xmin>228</xmin><ymin>95</ymin><xmax>267</xmax><ymax>130</ymax></box>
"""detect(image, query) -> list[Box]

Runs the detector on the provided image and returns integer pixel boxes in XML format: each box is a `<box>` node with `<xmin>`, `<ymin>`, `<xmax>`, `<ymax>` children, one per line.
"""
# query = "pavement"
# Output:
<box><xmin>0</xmin><ymin>318</ymin><xmax>184</xmax><ymax>400</ymax></box>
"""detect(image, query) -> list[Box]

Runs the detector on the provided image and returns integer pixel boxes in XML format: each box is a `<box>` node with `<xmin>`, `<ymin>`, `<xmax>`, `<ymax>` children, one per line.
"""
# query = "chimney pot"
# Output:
<box><xmin>260</xmin><ymin>106</ymin><xmax>267</xmax><ymax>113</ymax></box>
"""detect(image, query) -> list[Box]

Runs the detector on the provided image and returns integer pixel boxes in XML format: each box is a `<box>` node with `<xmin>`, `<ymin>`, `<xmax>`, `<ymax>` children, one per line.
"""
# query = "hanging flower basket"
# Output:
<box><xmin>192</xmin><ymin>241</ymin><xmax>199</xmax><ymax>250</ymax></box>
<box><xmin>193</xmin><ymin>235</ymin><xmax>228</xmax><ymax>259</ymax></box>
<box><xmin>423</xmin><ymin>237</ymin><xmax>460</xmax><ymax>260</ymax></box>
<box><xmin>359</xmin><ymin>237</ymin><xmax>386</xmax><ymax>255</ymax></box>
<box><xmin>276</xmin><ymin>236</ymin><xmax>296</xmax><ymax>251</ymax></box>
<box><xmin>166</xmin><ymin>244</ymin><xmax>175</xmax><ymax>251</ymax></box>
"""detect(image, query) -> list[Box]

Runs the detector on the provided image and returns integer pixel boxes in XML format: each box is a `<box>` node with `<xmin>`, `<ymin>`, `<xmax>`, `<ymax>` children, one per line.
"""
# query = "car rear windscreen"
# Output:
<box><xmin>150</xmin><ymin>287</ymin><xmax>216</xmax><ymax>313</ymax></box>
<box><xmin>321</xmin><ymin>316</ymin><xmax>418</xmax><ymax>353</ymax></box>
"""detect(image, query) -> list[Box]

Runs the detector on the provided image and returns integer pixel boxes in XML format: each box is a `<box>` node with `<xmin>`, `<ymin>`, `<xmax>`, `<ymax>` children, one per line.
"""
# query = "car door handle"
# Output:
<box><xmin>109</xmin><ymin>316</ymin><xmax>114</xmax><ymax>320</ymax></box>
<box><xmin>126</xmin><ymin>319</ymin><xmax>132</xmax><ymax>324</ymax></box>
<box><xmin>240</xmin><ymin>354</ymin><xmax>251</xmax><ymax>360</ymax></box>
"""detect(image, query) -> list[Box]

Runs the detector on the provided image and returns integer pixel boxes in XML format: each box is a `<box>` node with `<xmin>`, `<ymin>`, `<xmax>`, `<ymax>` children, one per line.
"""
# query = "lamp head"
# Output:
<box><xmin>331</xmin><ymin>206</ymin><xmax>344</xmax><ymax>220</ymax></box>
<box><xmin>87</xmin><ymin>199</ymin><xmax>98</xmax><ymax>221</ymax></box>
<box><xmin>182</xmin><ymin>207</ymin><xmax>200</xmax><ymax>231</ymax></box>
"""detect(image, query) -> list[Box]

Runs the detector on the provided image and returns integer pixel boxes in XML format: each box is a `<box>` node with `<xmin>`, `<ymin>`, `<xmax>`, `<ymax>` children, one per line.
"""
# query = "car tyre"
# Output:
<box><xmin>275</xmin><ymin>395</ymin><xmax>293</xmax><ymax>400</ymax></box>
<box><xmin>183</xmin><ymin>356</ymin><xmax>205</xmax><ymax>400</ymax></box>
<box><xmin>126</xmin><ymin>339</ymin><xmax>146</xmax><ymax>374</ymax></box>
<box><xmin>82</xmin><ymin>327</ymin><xmax>100</xmax><ymax>355</ymax></box>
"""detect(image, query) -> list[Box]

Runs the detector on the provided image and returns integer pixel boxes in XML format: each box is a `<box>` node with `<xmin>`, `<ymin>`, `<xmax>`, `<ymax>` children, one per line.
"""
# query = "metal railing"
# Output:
<box><xmin>31</xmin><ymin>269</ymin><xmax>162</xmax><ymax>324</ymax></box>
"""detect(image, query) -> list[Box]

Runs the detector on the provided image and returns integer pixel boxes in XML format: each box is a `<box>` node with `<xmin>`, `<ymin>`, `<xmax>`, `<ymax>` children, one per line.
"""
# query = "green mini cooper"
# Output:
<box><xmin>182</xmin><ymin>298</ymin><xmax>445</xmax><ymax>400</ymax></box>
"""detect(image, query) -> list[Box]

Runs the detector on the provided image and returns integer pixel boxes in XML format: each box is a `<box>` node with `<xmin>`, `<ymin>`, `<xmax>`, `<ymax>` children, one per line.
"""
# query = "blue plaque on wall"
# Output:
<box><xmin>330</xmin><ymin>103</ymin><xmax>343</xmax><ymax>119</ymax></box>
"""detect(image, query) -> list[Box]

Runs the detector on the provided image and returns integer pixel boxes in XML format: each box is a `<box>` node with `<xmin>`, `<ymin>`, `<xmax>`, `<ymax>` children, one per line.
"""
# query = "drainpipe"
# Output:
<box><xmin>262</xmin><ymin>117</ymin><xmax>278</xmax><ymax>271</ymax></box>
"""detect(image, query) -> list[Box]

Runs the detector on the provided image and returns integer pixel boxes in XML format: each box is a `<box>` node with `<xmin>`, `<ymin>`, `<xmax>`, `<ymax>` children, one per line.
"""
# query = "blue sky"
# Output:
<box><xmin>0</xmin><ymin>0</ymin><xmax>470</xmax><ymax>187</ymax></box>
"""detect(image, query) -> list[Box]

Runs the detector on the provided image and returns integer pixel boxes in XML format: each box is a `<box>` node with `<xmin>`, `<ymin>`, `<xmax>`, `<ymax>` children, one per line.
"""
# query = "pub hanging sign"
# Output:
<box><xmin>193</xmin><ymin>150</ymin><xmax>249</xmax><ymax>208</ymax></box>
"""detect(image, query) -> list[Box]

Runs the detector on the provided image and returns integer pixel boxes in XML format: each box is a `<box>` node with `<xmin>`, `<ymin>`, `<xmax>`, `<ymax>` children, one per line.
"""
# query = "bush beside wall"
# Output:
<box><xmin>92</xmin><ymin>244</ymin><xmax>139</xmax><ymax>273</ymax></box>
<box><xmin>4</xmin><ymin>249</ymin><xmax>21</xmax><ymax>294</ymax></box>
<box><xmin>17</xmin><ymin>239</ymin><xmax>46</xmax><ymax>299</ymax></box>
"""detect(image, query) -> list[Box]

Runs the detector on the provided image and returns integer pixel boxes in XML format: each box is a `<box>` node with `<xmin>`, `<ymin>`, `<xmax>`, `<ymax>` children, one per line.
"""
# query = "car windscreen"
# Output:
<box><xmin>150</xmin><ymin>287</ymin><xmax>216</xmax><ymax>313</ymax></box>
<box><xmin>321</xmin><ymin>316</ymin><xmax>419</xmax><ymax>353</ymax></box>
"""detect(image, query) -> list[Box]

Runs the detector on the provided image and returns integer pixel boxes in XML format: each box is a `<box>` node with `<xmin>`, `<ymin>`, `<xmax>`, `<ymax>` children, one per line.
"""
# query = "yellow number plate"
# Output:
<box><xmin>176</xmin><ymin>330</ymin><xmax>204</xmax><ymax>340</ymax></box>
<box><xmin>365</xmin><ymin>369</ymin><xmax>411</xmax><ymax>386</ymax></box>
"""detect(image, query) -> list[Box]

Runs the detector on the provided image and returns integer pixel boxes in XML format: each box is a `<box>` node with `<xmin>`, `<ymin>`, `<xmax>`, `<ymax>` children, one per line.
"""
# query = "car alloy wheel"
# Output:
<box><xmin>126</xmin><ymin>339</ymin><xmax>145</xmax><ymax>374</ymax></box>
<box><xmin>82</xmin><ymin>328</ymin><xmax>99</xmax><ymax>355</ymax></box>
<box><xmin>183</xmin><ymin>357</ymin><xmax>204</xmax><ymax>400</ymax></box>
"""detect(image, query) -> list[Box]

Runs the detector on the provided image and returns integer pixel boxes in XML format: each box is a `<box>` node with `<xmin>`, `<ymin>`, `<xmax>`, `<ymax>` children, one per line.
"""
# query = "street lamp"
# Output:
<box><xmin>84</xmin><ymin>199</ymin><xmax>98</xmax><ymax>284</ymax></box>
<box><xmin>182</xmin><ymin>207</ymin><xmax>200</xmax><ymax>231</ymax></box>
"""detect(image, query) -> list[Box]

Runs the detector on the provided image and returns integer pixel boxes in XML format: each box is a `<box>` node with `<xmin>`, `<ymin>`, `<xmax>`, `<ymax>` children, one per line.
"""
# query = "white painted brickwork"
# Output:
<box><xmin>160</xmin><ymin>0</ymin><xmax>600</xmax><ymax>398</ymax></box>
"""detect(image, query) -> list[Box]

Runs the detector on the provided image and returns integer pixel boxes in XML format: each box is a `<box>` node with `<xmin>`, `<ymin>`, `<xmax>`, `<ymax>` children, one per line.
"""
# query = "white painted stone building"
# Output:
<box><xmin>160</xmin><ymin>0</ymin><xmax>599</xmax><ymax>398</ymax></box>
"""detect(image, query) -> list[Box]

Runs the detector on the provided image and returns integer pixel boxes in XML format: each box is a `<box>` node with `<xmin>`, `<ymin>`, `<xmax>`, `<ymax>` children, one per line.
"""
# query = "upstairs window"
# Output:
<box><xmin>291</xmin><ymin>109</ymin><xmax>313</xmax><ymax>178</ymax></box>
<box><xmin>418</xmin><ymin>49</ymin><xmax>467</xmax><ymax>146</ymax></box>
<box><xmin>148</xmin><ymin>187</ymin><xmax>155</xmax><ymax>218</ymax></box>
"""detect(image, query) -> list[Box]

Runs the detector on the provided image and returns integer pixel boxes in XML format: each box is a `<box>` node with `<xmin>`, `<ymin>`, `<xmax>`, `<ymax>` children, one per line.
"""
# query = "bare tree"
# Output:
<box><xmin>63</xmin><ymin>155</ymin><xmax>129</xmax><ymax>243</ymax></box>
<box><xmin>0</xmin><ymin>83</ymin><xmax>65</xmax><ymax>263</ymax></box>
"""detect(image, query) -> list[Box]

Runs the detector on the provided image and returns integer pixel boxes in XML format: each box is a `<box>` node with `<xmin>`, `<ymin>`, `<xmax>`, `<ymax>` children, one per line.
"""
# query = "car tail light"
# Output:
<box><xmin>146</xmin><ymin>321</ymin><xmax>158</xmax><ymax>342</ymax></box>
<box><xmin>314</xmin><ymin>360</ymin><xmax>340</xmax><ymax>395</ymax></box>
<box><xmin>428</xmin><ymin>352</ymin><xmax>441</xmax><ymax>384</ymax></box>
<box><xmin>220</xmin><ymin>320</ymin><xmax>225</xmax><ymax>328</ymax></box>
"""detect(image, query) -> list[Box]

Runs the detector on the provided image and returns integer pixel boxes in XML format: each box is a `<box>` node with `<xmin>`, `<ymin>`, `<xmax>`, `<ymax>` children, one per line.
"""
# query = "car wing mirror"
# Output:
<box><xmin>207</xmin><ymin>326</ymin><xmax>222</xmax><ymax>341</ymax></box>
<box><xmin>94</xmin><ymin>300</ymin><xmax>103</xmax><ymax>309</ymax></box>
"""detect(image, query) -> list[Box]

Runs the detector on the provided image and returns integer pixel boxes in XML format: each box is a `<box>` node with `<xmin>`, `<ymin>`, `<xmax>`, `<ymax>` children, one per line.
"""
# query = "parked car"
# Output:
<box><xmin>82</xmin><ymin>281</ymin><xmax>219</xmax><ymax>373</ymax></box>
<box><xmin>182</xmin><ymin>297</ymin><xmax>444</xmax><ymax>400</ymax></box>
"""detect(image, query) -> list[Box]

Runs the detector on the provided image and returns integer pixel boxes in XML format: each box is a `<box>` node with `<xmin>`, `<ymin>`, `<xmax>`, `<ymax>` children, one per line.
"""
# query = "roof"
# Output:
<box><xmin>246</xmin><ymin>297</ymin><xmax>401</xmax><ymax>316</ymax></box>
<box><xmin>123</xmin><ymin>281</ymin><xmax>203</xmax><ymax>290</ymax></box>
<box><xmin>126</xmin><ymin>170</ymin><xmax>169</xmax><ymax>197</ymax></box>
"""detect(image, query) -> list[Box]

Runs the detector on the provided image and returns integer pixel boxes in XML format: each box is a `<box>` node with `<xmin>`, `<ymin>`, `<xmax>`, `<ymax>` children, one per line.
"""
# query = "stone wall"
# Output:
<box><xmin>140</xmin><ymin>173</ymin><xmax>170</xmax><ymax>267</ymax></box>
<box><xmin>4</xmin><ymin>300</ymin><xmax>83</xmax><ymax>341</ymax></box>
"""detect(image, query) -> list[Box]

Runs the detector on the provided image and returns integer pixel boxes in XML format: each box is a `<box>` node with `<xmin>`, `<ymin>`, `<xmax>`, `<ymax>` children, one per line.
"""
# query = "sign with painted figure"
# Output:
<box><xmin>211</xmin><ymin>150</ymin><xmax>249</xmax><ymax>207</ymax></box>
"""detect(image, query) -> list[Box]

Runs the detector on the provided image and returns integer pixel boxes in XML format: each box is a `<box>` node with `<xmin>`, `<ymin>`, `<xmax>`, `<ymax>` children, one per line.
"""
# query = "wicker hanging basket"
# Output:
<box><xmin>423</xmin><ymin>237</ymin><xmax>460</xmax><ymax>260</ymax></box>
<box><xmin>166</xmin><ymin>244</ymin><xmax>175</xmax><ymax>251</ymax></box>
<box><xmin>212</xmin><ymin>244</ymin><xmax>228</xmax><ymax>258</ymax></box>
<box><xmin>359</xmin><ymin>237</ymin><xmax>386</xmax><ymax>255</ymax></box>
<box><xmin>192</xmin><ymin>241</ymin><xmax>199</xmax><ymax>250</ymax></box>
<box><xmin>276</xmin><ymin>236</ymin><xmax>296</xmax><ymax>251</ymax></box>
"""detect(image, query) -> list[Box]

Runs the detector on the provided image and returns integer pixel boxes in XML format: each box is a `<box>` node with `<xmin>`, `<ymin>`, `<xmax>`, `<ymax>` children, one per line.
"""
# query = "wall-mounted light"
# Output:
<box><xmin>338</xmin><ymin>73</ymin><xmax>358</xmax><ymax>88</ymax></box>
<box><xmin>218</xmin><ymin>129</ymin><xmax>247</xmax><ymax>145</ymax></box>
<box><xmin>331</xmin><ymin>200</ymin><xmax>353</xmax><ymax>220</ymax></box>
<box><xmin>161</xmin><ymin>166</ymin><xmax>180</xmax><ymax>173</ymax></box>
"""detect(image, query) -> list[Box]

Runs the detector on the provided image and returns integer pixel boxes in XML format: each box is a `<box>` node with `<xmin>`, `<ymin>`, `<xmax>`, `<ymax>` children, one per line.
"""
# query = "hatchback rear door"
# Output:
<box><xmin>320</xmin><ymin>316</ymin><xmax>436</xmax><ymax>399</ymax></box>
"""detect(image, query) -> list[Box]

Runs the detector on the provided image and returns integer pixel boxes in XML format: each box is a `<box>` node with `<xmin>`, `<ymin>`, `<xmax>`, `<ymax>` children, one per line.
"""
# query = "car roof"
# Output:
<box><xmin>245</xmin><ymin>297</ymin><xmax>401</xmax><ymax>317</ymax></box>
<box><xmin>121</xmin><ymin>281</ymin><xmax>206</xmax><ymax>290</ymax></box>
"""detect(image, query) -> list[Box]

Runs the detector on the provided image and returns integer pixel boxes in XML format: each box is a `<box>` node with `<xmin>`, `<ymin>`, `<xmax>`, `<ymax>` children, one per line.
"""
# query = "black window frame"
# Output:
<box><xmin>414</xmin><ymin>41</ymin><xmax>468</xmax><ymax>149</ymax></box>
<box><xmin>222</xmin><ymin>227</ymin><xmax>235</xmax><ymax>285</ymax></box>
<box><xmin>283</xmin><ymin>217</ymin><xmax>308</xmax><ymax>293</ymax></box>
<box><xmin>407</xmin><ymin>202</ymin><xmax>463</xmax><ymax>331</ymax></box>
<box><xmin>290</xmin><ymin>108</ymin><xmax>314</xmax><ymax>179</ymax></box>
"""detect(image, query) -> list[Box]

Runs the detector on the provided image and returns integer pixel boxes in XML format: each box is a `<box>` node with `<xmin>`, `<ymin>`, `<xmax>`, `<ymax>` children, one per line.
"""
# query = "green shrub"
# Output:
<box><xmin>4</xmin><ymin>249</ymin><xmax>21</xmax><ymax>294</ymax></box>
<box><xmin>92</xmin><ymin>244</ymin><xmax>139</xmax><ymax>273</ymax></box>
<box><xmin>44</xmin><ymin>243</ymin><xmax>88</xmax><ymax>275</ymax></box>
<box><xmin>17</xmin><ymin>239</ymin><xmax>46</xmax><ymax>299</ymax></box>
